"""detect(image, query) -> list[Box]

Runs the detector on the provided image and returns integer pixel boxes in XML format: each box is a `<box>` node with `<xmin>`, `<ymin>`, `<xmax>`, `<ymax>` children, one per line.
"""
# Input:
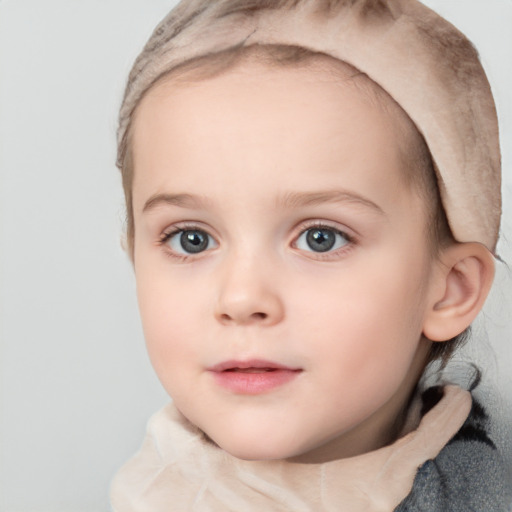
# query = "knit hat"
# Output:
<box><xmin>117</xmin><ymin>0</ymin><xmax>501</xmax><ymax>252</ymax></box>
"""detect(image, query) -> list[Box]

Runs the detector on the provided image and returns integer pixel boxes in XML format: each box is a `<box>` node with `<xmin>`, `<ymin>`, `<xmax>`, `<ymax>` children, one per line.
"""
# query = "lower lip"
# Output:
<box><xmin>210</xmin><ymin>369</ymin><xmax>301</xmax><ymax>394</ymax></box>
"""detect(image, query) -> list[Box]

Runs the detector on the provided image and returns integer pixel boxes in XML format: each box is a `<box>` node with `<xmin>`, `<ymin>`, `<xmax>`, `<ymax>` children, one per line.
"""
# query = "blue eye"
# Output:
<box><xmin>296</xmin><ymin>226</ymin><xmax>350</xmax><ymax>253</ymax></box>
<box><xmin>166</xmin><ymin>229</ymin><xmax>216</xmax><ymax>254</ymax></box>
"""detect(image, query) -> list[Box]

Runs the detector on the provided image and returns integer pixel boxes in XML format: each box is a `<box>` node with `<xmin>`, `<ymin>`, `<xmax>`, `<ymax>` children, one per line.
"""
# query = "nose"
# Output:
<box><xmin>214</xmin><ymin>253</ymin><xmax>285</xmax><ymax>327</ymax></box>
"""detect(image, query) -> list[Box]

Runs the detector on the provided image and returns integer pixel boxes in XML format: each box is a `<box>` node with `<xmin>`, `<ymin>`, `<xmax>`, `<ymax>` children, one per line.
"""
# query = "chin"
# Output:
<box><xmin>227</xmin><ymin>447</ymin><xmax>292</xmax><ymax>461</ymax></box>
<box><xmin>210</xmin><ymin>433</ymin><xmax>298</xmax><ymax>461</ymax></box>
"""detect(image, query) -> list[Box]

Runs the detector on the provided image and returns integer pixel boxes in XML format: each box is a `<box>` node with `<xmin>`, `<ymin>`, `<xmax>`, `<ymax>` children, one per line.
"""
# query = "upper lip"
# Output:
<box><xmin>208</xmin><ymin>359</ymin><xmax>301</xmax><ymax>372</ymax></box>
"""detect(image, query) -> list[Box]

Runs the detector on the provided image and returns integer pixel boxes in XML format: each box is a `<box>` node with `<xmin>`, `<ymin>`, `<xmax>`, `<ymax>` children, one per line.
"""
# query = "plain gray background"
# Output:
<box><xmin>0</xmin><ymin>1</ymin><xmax>511</xmax><ymax>510</ymax></box>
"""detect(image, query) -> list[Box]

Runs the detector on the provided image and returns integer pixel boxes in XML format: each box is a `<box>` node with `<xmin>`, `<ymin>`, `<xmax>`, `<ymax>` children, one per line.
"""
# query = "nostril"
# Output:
<box><xmin>219</xmin><ymin>311</ymin><xmax>268</xmax><ymax>324</ymax></box>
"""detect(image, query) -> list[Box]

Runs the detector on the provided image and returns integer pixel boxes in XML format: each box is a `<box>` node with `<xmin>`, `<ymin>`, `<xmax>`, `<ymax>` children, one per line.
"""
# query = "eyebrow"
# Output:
<box><xmin>142</xmin><ymin>189</ymin><xmax>385</xmax><ymax>215</ymax></box>
<box><xmin>276</xmin><ymin>190</ymin><xmax>385</xmax><ymax>215</ymax></box>
<box><xmin>142</xmin><ymin>193</ymin><xmax>211</xmax><ymax>213</ymax></box>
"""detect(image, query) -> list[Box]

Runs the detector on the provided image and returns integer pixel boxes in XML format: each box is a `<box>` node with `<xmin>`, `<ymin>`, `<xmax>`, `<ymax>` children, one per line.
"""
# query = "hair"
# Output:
<box><xmin>118</xmin><ymin>42</ymin><xmax>468</xmax><ymax>366</ymax></box>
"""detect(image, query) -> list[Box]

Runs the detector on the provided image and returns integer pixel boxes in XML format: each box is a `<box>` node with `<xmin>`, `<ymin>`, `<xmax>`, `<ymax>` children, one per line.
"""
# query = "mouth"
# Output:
<box><xmin>224</xmin><ymin>368</ymin><xmax>279</xmax><ymax>373</ymax></box>
<box><xmin>208</xmin><ymin>359</ymin><xmax>301</xmax><ymax>373</ymax></box>
<box><xmin>208</xmin><ymin>359</ymin><xmax>302</xmax><ymax>394</ymax></box>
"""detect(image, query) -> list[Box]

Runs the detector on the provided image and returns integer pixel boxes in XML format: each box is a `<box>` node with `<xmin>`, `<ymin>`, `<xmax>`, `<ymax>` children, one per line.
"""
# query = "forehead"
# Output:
<box><xmin>141</xmin><ymin>48</ymin><xmax>405</xmax><ymax>122</ymax></box>
<box><xmin>130</xmin><ymin>57</ymin><xmax>420</xmax><ymax>216</ymax></box>
<box><xmin>133</xmin><ymin>52</ymin><xmax>407</xmax><ymax>150</ymax></box>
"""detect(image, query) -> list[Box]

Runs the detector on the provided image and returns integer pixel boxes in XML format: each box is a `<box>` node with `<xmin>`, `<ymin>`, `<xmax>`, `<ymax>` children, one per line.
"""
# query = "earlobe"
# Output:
<box><xmin>422</xmin><ymin>243</ymin><xmax>495</xmax><ymax>342</ymax></box>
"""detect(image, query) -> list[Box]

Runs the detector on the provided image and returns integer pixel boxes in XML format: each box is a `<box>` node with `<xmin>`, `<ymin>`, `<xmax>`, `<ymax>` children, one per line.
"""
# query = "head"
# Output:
<box><xmin>116</xmin><ymin>0</ymin><xmax>499</xmax><ymax>462</ymax></box>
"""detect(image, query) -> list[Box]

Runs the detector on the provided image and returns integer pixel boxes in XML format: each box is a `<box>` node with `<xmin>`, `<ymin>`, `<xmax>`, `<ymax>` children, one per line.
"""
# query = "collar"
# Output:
<box><xmin>111</xmin><ymin>385</ymin><xmax>471</xmax><ymax>512</ymax></box>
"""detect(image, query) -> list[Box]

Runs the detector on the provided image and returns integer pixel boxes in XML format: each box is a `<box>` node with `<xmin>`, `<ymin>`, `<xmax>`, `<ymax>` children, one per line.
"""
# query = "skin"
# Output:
<box><xmin>130</xmin><ymin>59</ymin><xmax>443</xmax><ymax>463</ymax></box>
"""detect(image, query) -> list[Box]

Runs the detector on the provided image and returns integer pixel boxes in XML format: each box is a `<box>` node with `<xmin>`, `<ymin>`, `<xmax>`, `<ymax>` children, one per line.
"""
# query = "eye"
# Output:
<box><xmin>295</xmin><ymin>226</ymin><xmax>350</xmax><ymax>253</ymax></box>
<box><xmin>166</xmin><ymin>229</ymin><xmax>217</xmax><ymax>254</ymax></box>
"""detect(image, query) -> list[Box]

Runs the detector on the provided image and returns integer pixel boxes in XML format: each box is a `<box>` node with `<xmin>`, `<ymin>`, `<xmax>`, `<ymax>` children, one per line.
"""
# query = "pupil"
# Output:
<box><xmin>306</xmin><ymin>228</ymin><xmax>336</xmax><ymax>252</ymax></box>
<box><xmin>180</xmin><ymin>230</ymin><xmax>208</xmax><ymax>253</ymax></box>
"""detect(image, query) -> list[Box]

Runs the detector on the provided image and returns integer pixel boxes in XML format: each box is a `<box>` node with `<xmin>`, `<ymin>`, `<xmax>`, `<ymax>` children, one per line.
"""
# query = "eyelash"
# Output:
<box><xmin>158</xmin><ymin>223</ymin><xmax>213</xmax><ymax>262</ymax></box>
<box><xmin>293</xmin><ymin>221</ymin><xmax>356</xmax><ymax>260</ymax></box>
<box><xmin>157</xmin><ymin>221</ymin><xmax>356</xmax><ymax>262</ymax></box>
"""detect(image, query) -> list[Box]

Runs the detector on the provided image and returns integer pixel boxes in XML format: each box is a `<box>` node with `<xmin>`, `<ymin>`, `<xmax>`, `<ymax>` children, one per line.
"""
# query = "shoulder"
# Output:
<box><xmin>396</xmin><ymin>388</ymin><xmax>512</xmax><ymax>512</ymax></box>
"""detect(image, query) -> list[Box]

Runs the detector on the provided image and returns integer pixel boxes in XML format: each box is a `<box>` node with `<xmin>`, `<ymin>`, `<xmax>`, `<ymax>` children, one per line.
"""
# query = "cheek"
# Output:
<box><xmin>291</xmin><ymin>252</ymin><xmax>430</xmax><ymax>375</ymax></box>
<box><xmin>135</xmin><ymin>264</ymin><xmax>204</xmax><ymax>385</ymax></box>
<box><xmin>300</xmin><ymin>278</ymin><xmax>426</xmax><ymax>422</ymax></box>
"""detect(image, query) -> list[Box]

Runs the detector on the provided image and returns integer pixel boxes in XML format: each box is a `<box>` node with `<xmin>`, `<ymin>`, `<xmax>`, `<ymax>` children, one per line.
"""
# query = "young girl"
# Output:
<box><xmin>111</xmin><ymin>0</ymin><xmax>511</xmax><ymax>509</ymax></box>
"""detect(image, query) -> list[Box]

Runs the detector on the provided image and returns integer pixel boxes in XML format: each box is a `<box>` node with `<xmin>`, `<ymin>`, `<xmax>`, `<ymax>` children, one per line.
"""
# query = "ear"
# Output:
<box><xmin>422</xmin><ymin>243</ymin><xmax>495</xmax><ymax>342</ymax></box>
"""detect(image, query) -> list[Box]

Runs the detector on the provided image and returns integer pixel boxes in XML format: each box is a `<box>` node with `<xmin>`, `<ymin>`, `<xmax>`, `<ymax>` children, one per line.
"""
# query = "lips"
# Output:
<box><xmin>225</xmin><ymin>368</ymin><xmax>276</xmax><ymax>373</ymax></box>
<box><xmin>209</xmin><ymin>359</ymin><xmax>300</xmax><ymax>372</ymax></box>
<box><xmin>208</xmin><ymin>359</ymin><xmax>302</xmax><ymax>394</ymax></box>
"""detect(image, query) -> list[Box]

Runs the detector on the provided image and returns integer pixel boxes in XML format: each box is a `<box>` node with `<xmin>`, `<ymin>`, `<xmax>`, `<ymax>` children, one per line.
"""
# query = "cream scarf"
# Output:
<box><xmin>111</xmin><ymin>385</ymin><xmax>471</xmax><ymax>512</ymax></box>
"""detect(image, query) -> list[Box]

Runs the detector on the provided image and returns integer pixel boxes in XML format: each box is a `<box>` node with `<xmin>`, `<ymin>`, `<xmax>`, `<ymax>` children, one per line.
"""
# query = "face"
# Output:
<box><xmin>130</xmin><ymin>59</ymin><xmax>436</xmax><ymax>462</ymax></box>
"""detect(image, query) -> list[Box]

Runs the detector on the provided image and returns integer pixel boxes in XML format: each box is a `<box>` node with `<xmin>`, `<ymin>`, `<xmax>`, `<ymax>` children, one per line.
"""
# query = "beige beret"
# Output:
<box><xmin>118</xmin><ymin>0</ymin><xmax>501</xmax><ymax>252</ymax></box>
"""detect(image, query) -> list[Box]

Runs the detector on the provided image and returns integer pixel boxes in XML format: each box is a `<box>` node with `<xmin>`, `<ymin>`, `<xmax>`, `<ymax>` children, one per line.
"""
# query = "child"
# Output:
<box><xmin>111</xmin><ymin>0</ymin><xmax>511</xmax><ymax>510</ymax></box>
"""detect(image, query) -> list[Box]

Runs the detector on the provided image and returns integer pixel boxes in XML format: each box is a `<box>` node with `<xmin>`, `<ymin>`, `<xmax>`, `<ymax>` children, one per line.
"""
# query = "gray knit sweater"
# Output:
<box><xmin>396</xmin><ymin>387</ymin><xmax>512</xmax><ymax>511</ymax></box>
